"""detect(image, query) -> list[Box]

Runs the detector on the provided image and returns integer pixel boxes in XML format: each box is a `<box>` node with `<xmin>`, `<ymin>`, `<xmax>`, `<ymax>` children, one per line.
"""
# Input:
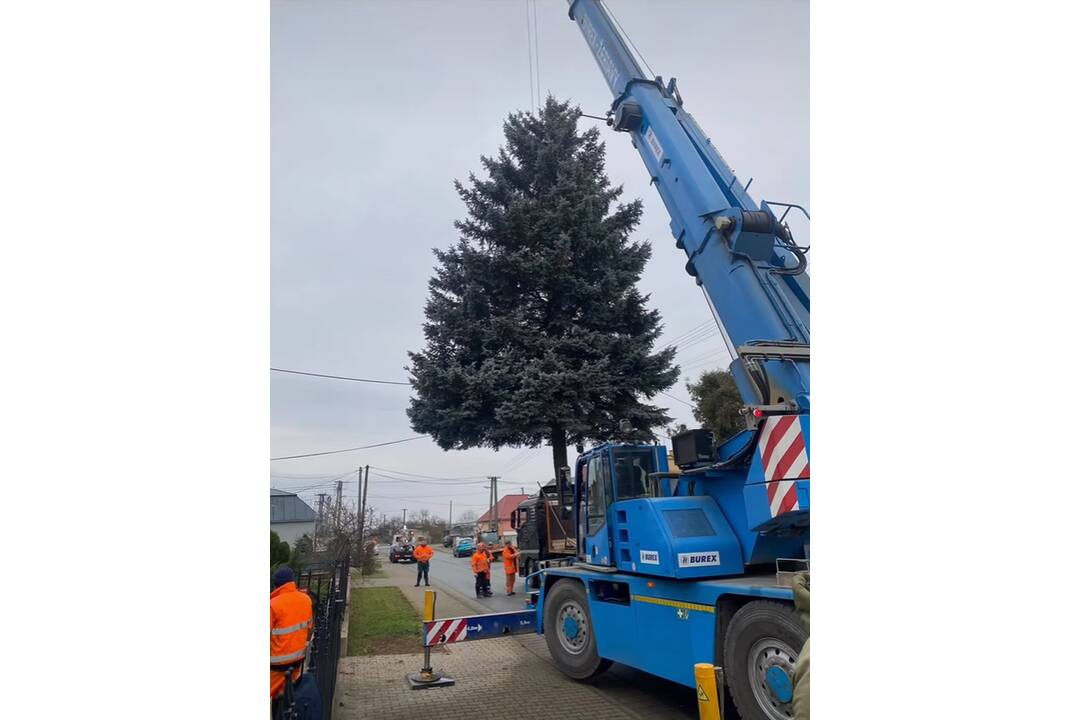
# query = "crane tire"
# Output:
<box><xmin>723</xmin><ymin>600</ymin><xmax>807</xmax><ymax>720</ymax></box>
<box><xmin>543</xmin><ymin>580</ymin><xmax>612</xmax><ymax>680</ymax></box>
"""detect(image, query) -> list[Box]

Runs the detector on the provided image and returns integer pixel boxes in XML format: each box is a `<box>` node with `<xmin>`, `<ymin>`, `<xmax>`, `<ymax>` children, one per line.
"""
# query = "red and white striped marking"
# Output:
<box><xmin>424</xmin><ymin>618</ymin><xmax>469</xmax><ymax>646</ymax></box>
<box><xmin>757</xmin><ymin>415</ymin><xmax>809</xmax><ymax>517</ymax></box>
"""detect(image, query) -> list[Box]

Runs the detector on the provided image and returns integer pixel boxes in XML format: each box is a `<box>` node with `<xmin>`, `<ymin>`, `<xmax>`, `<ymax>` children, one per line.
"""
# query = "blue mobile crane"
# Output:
<box><xmin>417</xmin><ymin>3</ymin><xmax>810</xmax><ymax>718</ymax></box>
<box><xmin>532</xmin><ymin>3</ymin><xmax>811</xmax><ymax>719</ymax></box>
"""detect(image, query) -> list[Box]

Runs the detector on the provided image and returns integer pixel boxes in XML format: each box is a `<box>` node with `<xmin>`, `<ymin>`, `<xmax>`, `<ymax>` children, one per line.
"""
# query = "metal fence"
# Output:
<box><xmin>295</xmin><ymin>552</ymin><xmax>349</xmax><ymax>720</ymax></box>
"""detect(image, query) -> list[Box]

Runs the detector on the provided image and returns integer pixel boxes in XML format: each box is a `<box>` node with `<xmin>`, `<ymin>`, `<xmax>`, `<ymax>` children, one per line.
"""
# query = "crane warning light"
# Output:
<box><xmin>752</xmin><ymin>408</ymin><xmax>764</xmax><ymax>418</ymax></box>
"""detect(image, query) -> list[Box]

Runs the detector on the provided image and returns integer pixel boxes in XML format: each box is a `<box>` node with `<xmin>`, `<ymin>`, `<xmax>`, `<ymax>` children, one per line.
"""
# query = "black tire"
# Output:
<box><xmin>543</xmin><ymin>580</ymin><xmax>612</xmax><ymax>680</ymax></box>
<box><xmin>389</xmin><ymin>555</ymin><xmax>396</xmax><ymax>564</ymax></box>
<box><xmin>722</xmin><ymin>600</ymin><xmax>807</xmax><ymax>720</ymax></box>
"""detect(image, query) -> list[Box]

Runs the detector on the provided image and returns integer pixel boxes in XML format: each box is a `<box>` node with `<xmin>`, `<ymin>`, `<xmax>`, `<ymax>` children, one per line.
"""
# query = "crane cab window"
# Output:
<box><xmin>612</xmin><ymin>448</ymin><xmax>658</xmax><ymax>500</ymax></box>
<box><xmin>662</xmin><ymin>508</ymin><xmax>716</xmax><ymax>538</ymax></box>
<box><xmin>586</xmin><ymin>454</ymin><xmax>610</xmax><ymax>534</ymax></box>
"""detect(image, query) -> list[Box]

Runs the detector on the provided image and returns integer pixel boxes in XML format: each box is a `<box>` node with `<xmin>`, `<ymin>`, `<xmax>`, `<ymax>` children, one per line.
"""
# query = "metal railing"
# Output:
<box><xmin>294</xmin><ymin>552</ymin><xmax>349</xmax><ymax>720</ymax></box>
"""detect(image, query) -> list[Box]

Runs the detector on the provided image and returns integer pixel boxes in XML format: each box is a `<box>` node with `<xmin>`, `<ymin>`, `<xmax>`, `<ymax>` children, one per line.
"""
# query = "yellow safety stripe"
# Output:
<box><xmin>271</xmin><ymin>619</ymin><xmax>312</xmax><ymax>635</ymax></box>
<box><xmin>632</xmin><ymin>595</ymin><xmax>715</xmax><ymax>614</ymax></box>
<box><xmin>270</xmin><ymin>648</ymin><xmax>306</xmax><ymax>664</ymax></box>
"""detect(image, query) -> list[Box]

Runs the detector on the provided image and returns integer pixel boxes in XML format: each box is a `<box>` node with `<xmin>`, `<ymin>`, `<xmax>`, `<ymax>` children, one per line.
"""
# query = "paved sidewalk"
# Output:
<box><xmin>334</xmin><ymin>561</ymin><xmax>696</xmax><ymax>720</ymax></box>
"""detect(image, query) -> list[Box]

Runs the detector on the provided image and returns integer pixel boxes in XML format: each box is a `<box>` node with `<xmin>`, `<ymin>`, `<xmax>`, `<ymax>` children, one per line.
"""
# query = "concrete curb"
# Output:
<box><xmin>338</xmin><ymin>571</ymin><xmax>354</xmax><ymax>658</ymax></box>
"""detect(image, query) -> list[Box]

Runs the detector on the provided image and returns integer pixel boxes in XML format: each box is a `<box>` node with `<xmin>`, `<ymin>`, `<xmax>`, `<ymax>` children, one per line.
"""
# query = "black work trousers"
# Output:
<box><xmin>475</xmin><ymin>571</ymin><xmax>490</xmax><ymax>596</ymax></box>
<box><xmin>416</xmin><ymin>561</ymin><xmax>429</xmax><ymax>585</ymax></box>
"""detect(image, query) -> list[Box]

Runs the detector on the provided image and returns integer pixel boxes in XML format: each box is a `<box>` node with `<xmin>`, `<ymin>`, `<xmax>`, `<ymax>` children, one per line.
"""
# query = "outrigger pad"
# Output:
<box><xmin>406</xmin><ymin>671</ymin><xmax>456</xmax><ymax>690</ymax></box>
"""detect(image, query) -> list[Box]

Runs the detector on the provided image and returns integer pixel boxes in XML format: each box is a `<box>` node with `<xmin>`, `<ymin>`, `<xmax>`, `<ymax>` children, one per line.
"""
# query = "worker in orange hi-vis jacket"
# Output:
<box><xmin>413</xmin><ymin>538</ymin><xmax>434</xmax><ymax>587</ymax></box>
<box><xmin>501</xmin><ymin>540</ymin><xmax>519</xmax><ymax>596</ymax></box>
<box><xmin>270</xmin><ymin>567</ymin><xmax>313</xmax><ymax>701</ymax></box>
<box><xmin>471</xmin><ymin>542</ymin><xmax>493</xmax><ymax>598</ymax></box>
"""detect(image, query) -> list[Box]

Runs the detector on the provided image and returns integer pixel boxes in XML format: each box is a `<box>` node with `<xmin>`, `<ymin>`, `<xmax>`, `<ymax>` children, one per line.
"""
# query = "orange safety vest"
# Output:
<box><xmin>270</xmin><ymin>581</ymin><xmax>313</xmax><ymax>697</ymax></box>
<box><xmin>471</xmin><ymin>550</ymin><xmax>490</xmax><ymax>574</ymax></box>
<box><xmin>413</xmin><ymin>545</ymin><xmax>433</xmax><ymax>562</ymax></box>
<box><xmin>502</xmin><ymin>546</ymin><xmax>519</xmax><ymax>572</ymax></box>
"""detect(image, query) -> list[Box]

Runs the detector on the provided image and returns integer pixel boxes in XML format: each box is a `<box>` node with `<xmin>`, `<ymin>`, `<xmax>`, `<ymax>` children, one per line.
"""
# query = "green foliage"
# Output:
<box><xmin>687</xmin><ymin>369</ymin><xmax>745</xmax><ymax>441</ymax></box>
<box><xmin>289</xmin><ymin>533</ymin><xmax>312</xmax><ymax>574</ymax></box>
<box><xmin>292</xmin><ymin>533</ymin><xmax>313</xmax><ymax>558</ymax></box>
<box><xmin>362</xmin><ymin>542</ymin><xmax>380</xmax><ymax>576</ymax></box>
<box><xmin>270</xmin><ymin>530</ymin><xmax>291</xmax><ymax>568</ymax></box>
<box><xmin>408</xmin><ymin>97</ymin><xmax>678</xmax><ymax>473</ymax></box>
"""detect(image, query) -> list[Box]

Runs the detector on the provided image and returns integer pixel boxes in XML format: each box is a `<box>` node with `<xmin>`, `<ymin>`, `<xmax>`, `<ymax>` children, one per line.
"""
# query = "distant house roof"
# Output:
<box><xmin>476</xmin><ymin>494</ymin><xmax>530</xmax><ymax>524</ymax></box>
<box><xmin>270</xmin><ymin>489</ymin><xmax>317</xmax><ymax>524</ymax></box>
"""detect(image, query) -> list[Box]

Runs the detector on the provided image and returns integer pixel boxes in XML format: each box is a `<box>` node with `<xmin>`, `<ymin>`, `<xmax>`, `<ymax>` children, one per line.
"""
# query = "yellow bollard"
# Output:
<box><xmin>422</xmin><ymin>589</ymin><xmax>436</xmax><ymax>623</ymax></box>
<box><xmin>408</xmin><ymin>589</ymin><xmax>454</xmax><ymax>688</ymax></box>
<box><xmin>694</xmin><ymin>662</ymin><xmax>723</xmax><ymax>720</ymax></box>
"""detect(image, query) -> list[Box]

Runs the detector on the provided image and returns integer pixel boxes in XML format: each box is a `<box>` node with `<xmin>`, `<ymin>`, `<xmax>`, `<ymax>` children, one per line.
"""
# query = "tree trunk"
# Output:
<box><xmin>549</xmin><ymin>423</ymin><xmax>568</xmax><ymax>483</ymax></box>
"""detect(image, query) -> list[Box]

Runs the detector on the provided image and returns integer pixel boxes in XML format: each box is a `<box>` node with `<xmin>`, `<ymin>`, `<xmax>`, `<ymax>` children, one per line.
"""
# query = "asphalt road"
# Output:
<box><xmin>387</xmin><ymin>544</ymin><xmax>528</xmax><ymax>613</ymax></box>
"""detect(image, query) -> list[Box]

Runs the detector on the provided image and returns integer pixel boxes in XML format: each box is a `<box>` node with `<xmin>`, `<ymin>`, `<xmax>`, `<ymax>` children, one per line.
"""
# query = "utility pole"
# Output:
<box><xmin>335</xmin><ymin>480</ymin><xmax>344</xmax><ymax>530</ymax></box>
<box><xmin>315</xmin><ymin>493</ymin><xmax>327</xmax><ymax>550</ymax></box>
<box><xmin>358</xmin><ymin>465</ymin><xmax>370</xmax><ymax>549</ymax></box>
<box><xmin>448</xmin><ymin>499</ymin><xmax>453</xmax><ymax>529</ymax></box>
<box><xmin>402</xmin><ymin>508</ymin><xmax>407</xmax><ymax>528</ymax></box>
<box><xmin>487</xmin><ymin>476</ymin><xmax>499</xmax><ymax>533</ymax></box>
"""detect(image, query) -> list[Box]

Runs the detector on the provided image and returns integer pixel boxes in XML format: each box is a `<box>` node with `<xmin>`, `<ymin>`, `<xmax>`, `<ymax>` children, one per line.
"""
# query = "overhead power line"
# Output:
<box><xmin>367</xmin><ymin>465</ymin><xmax>485</xmax><ymax>481</ymax></box>
<box><xmin>270</xmin><ymin>435</ymin><xmax>426</xmax><ymax>461</ymax></box>
<box><xmin>659</xmin><ymin>390</ymin><xmax>694</xmax><ymax>408</ymax></box>
<box><xmin>503</xmin><ymin>447</ymin><xmax>544</xmax><ymax>474</ymax></box>
<box><xmin>367</xmin><ymin>471</ymin><xmax>489</xmax><ymax>487</ymax></box>
<box><xmin>663</xmin><ymin>323</ymin><xmax>720</xmax><ymax>353</ymax></box>
<box><xmin>673</xmin><ymin>329</ymin><xmax>720</xmax><ymax>354</ymax></box>
<box><xmin>680</xmin><ymin>347</ymin><xmax>729</xmax><ymax>367</ymax></box>
<box><xmin>270</xmin><ymin>368</ymin><xmax>410</xmax><ymax>385</ymax></box>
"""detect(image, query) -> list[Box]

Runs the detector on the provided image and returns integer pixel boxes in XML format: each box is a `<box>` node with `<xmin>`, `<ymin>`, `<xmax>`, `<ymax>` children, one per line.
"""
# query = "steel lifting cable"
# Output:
<box><xmin>525</xmin><ymin>0</ymin><xmax>535</xmax><ymax>113</ymax></box>
<box><xmin>599</xmin><ymin>0</ymin><xmax>655</xmax><ymax>79</ymax></box>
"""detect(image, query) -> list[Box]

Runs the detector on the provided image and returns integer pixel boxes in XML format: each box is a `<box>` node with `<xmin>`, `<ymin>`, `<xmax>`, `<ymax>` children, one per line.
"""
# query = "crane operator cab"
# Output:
<box><xmin>573</xmin><ymin>442</ymin><xmax>750</xmax><ymax>579</ymax></box>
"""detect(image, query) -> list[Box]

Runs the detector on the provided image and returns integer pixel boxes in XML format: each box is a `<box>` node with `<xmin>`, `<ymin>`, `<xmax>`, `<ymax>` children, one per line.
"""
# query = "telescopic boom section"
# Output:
<box><xmin>567</xmin><ymin>0</ymin><xmax>810</xmax><ymax>412</ymax></box>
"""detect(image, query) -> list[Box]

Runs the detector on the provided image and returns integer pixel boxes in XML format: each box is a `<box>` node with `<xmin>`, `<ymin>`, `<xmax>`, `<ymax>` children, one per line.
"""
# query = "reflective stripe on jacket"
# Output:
<box><xmin>270</xmin><ymin>581</ymin><xmax>313</xmax><ymax>697</ymax></box>
<box><xmin>470</xmin><ymin>550</ymin><xmax>490</xmax><ymax>574</ymax></box>
<box><xmin>413</xmin><ymin>545</ymin><xmax>433</xmax><ymax>562</ymax></box>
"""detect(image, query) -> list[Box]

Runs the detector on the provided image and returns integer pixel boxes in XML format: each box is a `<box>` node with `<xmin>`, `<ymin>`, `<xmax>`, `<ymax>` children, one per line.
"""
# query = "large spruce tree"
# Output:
<box><xmin>407</xmin><ymin>98</ymin><xmax>678</xmax><ymax>478</ymax></box>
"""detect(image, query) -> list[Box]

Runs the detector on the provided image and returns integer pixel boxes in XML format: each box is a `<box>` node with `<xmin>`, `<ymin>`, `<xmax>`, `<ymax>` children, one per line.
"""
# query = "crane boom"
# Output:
<box><xmin>567</xmin><ymin>0</ymin><xmax>809</xmax><ymax>413</ymax></box>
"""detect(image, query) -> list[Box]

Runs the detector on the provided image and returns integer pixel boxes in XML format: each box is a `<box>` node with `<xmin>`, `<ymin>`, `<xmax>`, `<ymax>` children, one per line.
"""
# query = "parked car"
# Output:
<box><xmin>443</xmin><ymin>534</ymin><xmax>458</xmax><ymax>548</ymax></box>
<box><xmin>453</xmin><ymin>536</ymin><xmax>475</xmax><ymax>558</ymax></box>
<box><xmin>389</xmin><ymin>540</ymin><xmax>416</xmax><ymax>563</ymax></box>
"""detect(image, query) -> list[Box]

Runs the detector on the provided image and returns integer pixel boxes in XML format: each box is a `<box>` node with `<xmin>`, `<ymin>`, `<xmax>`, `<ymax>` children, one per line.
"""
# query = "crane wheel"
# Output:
<box><xmin>543</xmin><ymin>580</ymin><xmax>612</xmax><ymax>680</ymax></box>
<box><xmin>722</xmin><ymin>600</ymin><xmax>807</xmax><ymax>720</ymax></box>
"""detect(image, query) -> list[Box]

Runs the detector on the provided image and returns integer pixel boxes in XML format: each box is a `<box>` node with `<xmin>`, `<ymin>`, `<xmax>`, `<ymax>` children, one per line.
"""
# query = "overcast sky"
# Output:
<box><xmin>270</xmin><ymin>0</ymin><xmax>808</xmax><ymax>521</ymax></box>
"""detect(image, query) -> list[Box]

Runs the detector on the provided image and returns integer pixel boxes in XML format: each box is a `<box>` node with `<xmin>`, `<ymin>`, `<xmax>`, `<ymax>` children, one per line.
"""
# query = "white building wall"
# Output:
<box><xmin>272</xmin><ymin>521</ymin><xmax>315</xmax><ymax>547</ymax></box>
